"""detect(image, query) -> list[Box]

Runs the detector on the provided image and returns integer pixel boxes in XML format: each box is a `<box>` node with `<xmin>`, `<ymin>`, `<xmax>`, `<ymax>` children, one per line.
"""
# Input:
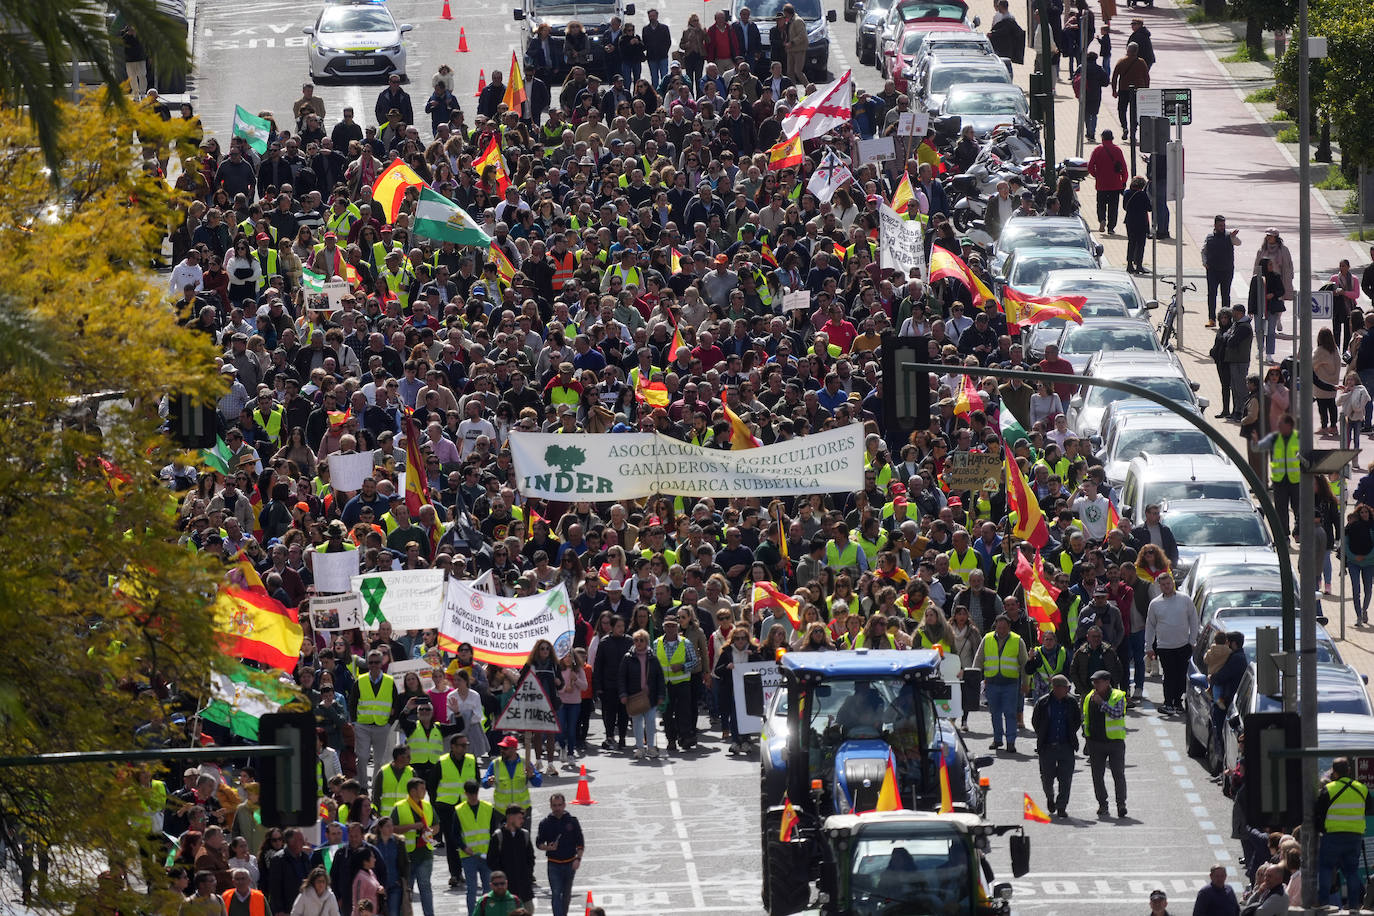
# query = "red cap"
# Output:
<box><xmin>894</xmin><ymin>496</ymin><xmax>908</xmax><ymax>507</ymax></box>
<box><xmin>323</xmin><ymin>231</ymin><xmax>337</xmax><ymax>240</ymax></box>
<box><xmin>497</xmin><ymin>735</ymin><xmax>520</xmax><ymax>749</ymax></box>
<box><xmin>255</xmin><ymin>232</ymin><xmax>270</xmax><ymax>242</ymax></box>
<box><xmin>947</xmin><ymin>496</ymin><xmax>963</xmax><ymax>507</ymax></box>
<box><xmin>381</xmin><ymin>223</ymin><xmax>394</xmax><ymax>232</ymax></box>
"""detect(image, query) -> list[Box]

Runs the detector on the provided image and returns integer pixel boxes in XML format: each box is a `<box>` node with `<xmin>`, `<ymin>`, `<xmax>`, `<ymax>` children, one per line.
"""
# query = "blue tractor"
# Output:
<box><xmin>745</xmin><ymin>650</ymin><xmax>994</xmax><ymax>914</ymax></box>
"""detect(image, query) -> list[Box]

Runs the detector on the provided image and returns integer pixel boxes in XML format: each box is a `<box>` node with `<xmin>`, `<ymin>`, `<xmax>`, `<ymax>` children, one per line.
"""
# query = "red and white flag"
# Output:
<box><xmin>780</xmin><ymin>70</ymin><xmax>854</xmax><ymax>141</ymax></box>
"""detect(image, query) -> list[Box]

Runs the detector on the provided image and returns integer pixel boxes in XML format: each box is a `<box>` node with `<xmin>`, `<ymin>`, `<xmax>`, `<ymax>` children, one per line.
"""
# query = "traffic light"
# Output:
<box><xmin>257</xmin><ymin>712</ymin><xmax>319</xmax><ymax>828</ymax></box>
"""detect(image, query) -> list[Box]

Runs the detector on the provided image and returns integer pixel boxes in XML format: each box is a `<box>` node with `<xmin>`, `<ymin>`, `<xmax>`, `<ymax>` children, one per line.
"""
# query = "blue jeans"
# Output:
<box><xmin>557</xmin><ymin>700</ymin><xmax>581</xmax><ymax>754</ymax></box>
<box><xmin>385</xmin><ymin>883</ymin><xmax>404</xmax><ymax>916</ymax></box>
<box><xmin>1264</xmin><ymin>309</ymin><xmax>1281</xmax><ymax>358</ymax></box>
<box><xmin>408</xmin><ymin>852</ymin><xmax>435</xmax><ymax>916</ymax></box>
<box><xmin>461</xmin><ymin>855</ymin><xmax>491</xmax><ymax>915</ymax></box>
<box><xmin>985</xmin><ymin>681</ymin><xmax>1020</xmax><ymax>746</ymax></box>
<box><xmin>647</xmin><ymin>57</ymin><xmax>668</xmax><ymax>87</ymax></box>
<box><xmin>632</xmin><ymin>708</ymin><xmax>657</xmax><ymax>749</ymax></box>
<box><xmin>1124</xmin><ymin>631</ymin><xmax>1147</xmax><ymax>691</ymax></box>
<box><xmin>1318</xmin><ymin>831</ymin><xmax>1364</xmax><ymax>909</ymax></box>
<box><xmin>548</xmin><ymin>860</ymin><xmax>577</xmax><ymax>916</ymax></box>
<box><xmin>1350</xmin><ymin>561</ymin><xmax>1374</xmax><ymax>614</ymax></box>
<box><xmin>622</xmin><ymin>61</ymin><xmax>642</xmax><ymax>84</ymax></box>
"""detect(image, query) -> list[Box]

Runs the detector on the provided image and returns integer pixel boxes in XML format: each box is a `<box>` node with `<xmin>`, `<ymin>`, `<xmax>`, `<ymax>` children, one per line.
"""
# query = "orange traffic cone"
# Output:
<box><xmin>474</xmin><ymin>69</ymin><xmax>486</xmax><ymax>98</ymax></box>
<box><xmin>584</xmin><ymin>890</ymin><xmax>594</xmax><ymax>916</ymax></box>
<box><xmin>572</xmin><ymin>764</ymin><xmax>596</xmax><ymax>805</ymax></box>
<box><xmin>440</xmin><ymin>0</ymin><xmax>452</xmax><ymax>19</ymax></box>
<box><xmin>456</xmin><ymin>27</ymin><xmax>469</xmax><ymax>52</ymax></box>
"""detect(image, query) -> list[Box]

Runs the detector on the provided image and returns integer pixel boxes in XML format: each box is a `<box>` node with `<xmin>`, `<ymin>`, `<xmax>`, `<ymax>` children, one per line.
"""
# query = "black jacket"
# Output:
<box><xmin>1031</xmin><ymin>692</ymin><xmax>1082</xmax><ymax>752</ymax></box>
<box><xmin>373</xmin><ymin>86</ymin><xmax>414</xmax><ymax>126</ymax></box>
<box><xmin>593</xmin><ymin>633</ymin><xmax>633</xmax><ymax>693</ymax></box>
<box><xmin>486</xmin><ymin>826</ymin><xmax>536</xmax><ymax>901</ymax></box>
<box><xmin>1202</xmin><ymin>230</ymin><xmax>1237</xmax><ymax>276</ymax></box>
<box><xmin>712</xmin><ymin>645</ymin><xmax>761</xmax><ymax>700</ymax></box>
<box><xmin>265</xmin><ymin>848</ymin><xmax>312</xmax><ymax>913</ymax></box>
<box><xmin>618</xmin><ymin>647</ymin><xmax>665</xmax><ymax>706</ymax></box>
<box><xmin>1130</xmin><ymin>524</ymin><xmax>1179</xmax><ymax>567</ymax></box>
<box><xmin>642</xmin><ymin>21</ymin><xmax>672</xmax><ymax>59</ymax></box>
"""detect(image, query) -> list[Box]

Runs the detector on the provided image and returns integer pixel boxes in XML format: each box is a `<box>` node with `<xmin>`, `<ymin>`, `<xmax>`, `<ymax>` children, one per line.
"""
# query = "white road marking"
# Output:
<box><xmin>1178</xmin><ymin>778</ymin><xmax>1195</xmax><ymax>789</ymax></box>
<box><xmin>1186</xmin><ymin>793</ymin><xmax>1202</xmax><ymax>803</ymax></box>
<box><xmin>1191</xmin><ymin>806</ymin><xmax>1208</xmax><ymax>817</ymax></box>
<box><xmin>1163</xmin><ymin>750</ymin><xmax>1180</xmax><ymax>762</ymax></box>
<box><xmin>1207</xmin><ymin>834</ymin><xmax>1225</xmax><ymax>845</ymax></box>
<box><xmin>1171</xmin><ymin>765</ymin><xmax>1187</xmax><ymax>775</ymax></box>
<box><xmin>1158</xmin><ymin>738</ymin><xmax>1174</xmax><ymax>748</ymax></box>
<box><xmin>1198</xmin><ymin>821</ymin><xmax>1215</xmax><ymax>831</ymax></box>
<box><xmin>662</xmin><ymin>764</ymin><xmax>708</xmax><ymax>909</ymax></box>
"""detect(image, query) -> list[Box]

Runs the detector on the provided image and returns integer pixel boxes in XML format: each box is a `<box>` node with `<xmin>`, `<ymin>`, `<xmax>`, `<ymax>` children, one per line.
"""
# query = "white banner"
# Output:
<box><xmin>494</xmin><ymin>668</ymin><xmax>560</xmax><ymax>733</ymax></box>
<box><xmin>857</xmin><ymin>136</ymin><xmax>895</xmax><ymax>165</ymax></box>
<box><xmin>350</xmin><ymin>569</ymin><xmax>447</xmax><ymax>630</ymax></box>
<box><xmin>879</xmin><ymin>203</ymin><xmax>925</xmax><ymax>277</ymax></box>
<box><xmin>439</xmin><ymin>580</ymin><xmax>576</xmax><ymax>666</ymax></box>
<box><xmin>733</xmin><ymin>660</ymin><xmax>785</xmax><ymax>735</ymax></box>
<box><xmin>310</xmin><ymin>549</ymin><xmax>360</xmax><ymax>593</ymax></box>
<box><xmin>327</xmin><ymin>452</ymin><xmax>376</xmax><ymax>492</ymax></box>
<box><xmin>782</xmin><ymin>290</ymin><xmax>811</xmax><ymax>312</ymax></box>
<box><xmin>508</xmin><ymin>424</ymin><xmax>866</xmax><ymax>500</ymax></box>
<box><xmin>309</xmin><ymin>593</ymin><xmax>363</xmax><ymax>632</ymax></box>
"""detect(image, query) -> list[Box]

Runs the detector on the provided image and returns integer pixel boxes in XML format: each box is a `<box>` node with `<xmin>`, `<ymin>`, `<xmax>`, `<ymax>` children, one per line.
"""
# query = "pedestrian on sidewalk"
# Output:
<box><xmin>1082</xmin><ymin>670</ymin><xmax>1127</xmax><ymax>818</ymax></box>
<box><xmin>1086</xmin><ymin>130</ymin><xmax>1128</xmax><ymax>234</ymax></box>
<box><xmin>1080</xmin><ymin>51</ymin><xmax>1110</xmax><ymax>141</ymax></box>
<box><xmin>1122</xmin><ymin>175</ymin><xmax>1151</xmax><ymax>273</ymax></box>
<box><xmin>1332</xmin><ymin>258</ymin><xmax>1360</xmax><ymax>352</ymax></box>
<box><xmin>1337</xmin><ymin>368</ymin><xmax>1371</xmax><ymax>455</ymax></box>
<box><xmin>1314</xmin><ymin>327</ymin><xmax>1341</xmax><ymax>435</ymax></box>
<box><xmin>1224</xmin><ymin>304</ymin><xmax>1254</xmax><ymax>422</ymax></box>
<box><xmin>1344</xmin><ymin>503</ymin><xmax>1374</xmax><ymax>624</ymax></box>
<box><xmin>1097</xmin><ymin>25</ymin><xmax>1112</xmax><ymax>71</ymax></box>
<box><xmin>1252</xmin><ymin>229</ymin><xmax>1295</xmax><ymax>302</ymax></box>
<box><xmin>1250</xmin><ymin>262</ymin><xmax>1286</xmax><ymax>362</ymax></box>
<box><xmin>1110</xmin><ymin>44</ymin><xmax>1150</xmax><ymax>141</ymax></box>
<box><xmin>1031</xmin><ymin>674</ymin><xmax>1081</xmax><ymax>819</ymax></box>
<box><xmin>1258</xmin><ymin>413</ymin><xmax>1301</xmax><ymax>538</ymax></box>
<box><xmin>1127</xmin><ymin>18</ymin><xmax>1155</xmax><ymax>67</ymax></box>
<box><xmin>1201</xmin><ymin>215</ymin><xmax>1241</xmax><ymax>325</ymax></box>
<box><xmin>1362</xmin><ymin>244</ymin><xmax>1374</xmax><ymax>304</ymax></box>
<box><xmin>1209</xmin><ymin>309</ymin><xmax>1234</xmax><ymax>413</ymax></box>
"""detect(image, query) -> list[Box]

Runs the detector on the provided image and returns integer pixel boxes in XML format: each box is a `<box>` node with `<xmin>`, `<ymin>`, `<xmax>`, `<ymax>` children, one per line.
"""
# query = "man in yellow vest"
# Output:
<box><xmin>392</xmin><ymin>777</ymin><xmax>437</xmax><ymax>915</ymax></box>
<box><xmin>945</xmin><ymin>529</ymin><xmax>981</xmax><ymax>587</ymax></box>
<box><xmin>1315</xmin><ymin>757</ymin><xmax>1372</xmax><ymax>909</ymax></box>
<box><xmin>371</xmin><ymin>745</ymin><xmax>415</xmax><ymax>818</ymax></box>
<box><xmin>452</xmin><ymin>779</ymin><xmax>497</xmax><ymax>910</ymax></box>
<box><xmin>1261</xmin><ymin>413</ymin><xmax>1301</xmax><ymax>539</ymax></box>
<box><xmin>973</xmin><ymin>614</ymin><xmax>1027</xmax><ymax>753</ymax></box>
<box><xmin>483</xmin><ymin>734</ymin><xmax>543</xmax><ymax>817</ymax></box>
<box><xmin>1082</xmin><ymin>670</ymin><xmax>1127</xmax><ymax>818</ymax></box>
<box><xmin>825</xmin><ymin>524</ymin><xmax>868</xmax><ymax>573</ymax></box>
<box><xmin>404</xmin><ymin>701</ymin><xmax>445</xmax><ymax>799</ymax></box>
<box><xmin>434</xmin><ymin>735</ymin><xmax>480</xmax><ymax>890</ymax></box>
<box><xmin>349</xmin><ymin>649</ymin><xmax>398</xmax><ymax>791</ymax></box>
<box><xmin>656</xmin><ymin>617</ymin><xmax>699</xmax><ymax>753</ymax></box>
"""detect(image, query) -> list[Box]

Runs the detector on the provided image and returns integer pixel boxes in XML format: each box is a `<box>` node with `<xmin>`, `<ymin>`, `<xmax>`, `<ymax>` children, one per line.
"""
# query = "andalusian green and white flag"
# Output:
<box><xmin>201</xmin><ymin>663</ymin><xmax>294</xmax><ymax>740</ymax></box>
<box><xmin>301</xmin><ymin>268</ymin><xmax>325</xmax><ymax>293</ymax></box>
<box><xmin>231</xmin><ymin>105</ymin><xmax>271</xmax><ymax>155</ymax></box>
<box><xmin>200</xmin><ymin>436</ymin><xmax>232</xmax><ymax>475</ymax></box>
<box><xmin>412</xmin><ymin>186</ymin><xmax>492</xmax><ymax>246</ymax></box>
<box><xmin>1000</xmin><ymin>403</ymin><xmax>1028</xmax><ymax>447</ymax></box>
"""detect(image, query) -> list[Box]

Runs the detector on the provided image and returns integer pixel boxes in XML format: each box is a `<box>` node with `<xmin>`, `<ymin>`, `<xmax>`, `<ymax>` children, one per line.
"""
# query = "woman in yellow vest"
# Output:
<box><xmin>916</xmin><ymin>606</ymin><xmax>953</xmax><ymax>654</ymax></box>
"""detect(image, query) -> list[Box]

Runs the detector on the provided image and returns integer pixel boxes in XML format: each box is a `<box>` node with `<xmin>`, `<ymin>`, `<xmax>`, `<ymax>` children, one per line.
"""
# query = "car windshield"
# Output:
<box><xmin>1112</xmin><ymin>428</ymin><xmax>1215</xmax><ymax>460</ymax></box>
<box><xmin>999</xmin><ymin>223</ymin><xmax>1089</xmax><ymax>253</ymax></box>
<box><xmin>744</xmin><ymin>0</ymin><xmax>823</xmax><ymax>18</ymax></box>
<box><xmin>319</xmin><ymin>6</ymin><xmax>395</xmax><ymax>32</ymax></box>
<box><xmin>945</xmin><ymin>87</ymin><xmax>1025</xmax><ymax>115</ymax></box>
<box><xmin>1206</xmin><ymin>591</ymin><xmax>1284</xmax><ymax>613</ymax></box>
<box><xmin>1240</xmin><ymin>639</ymin><xmax>1339</xmax><ymax>666</ymax></box>
<box><xmin>901</xmin><ymin>31</ymin><xmax>932</xmax><ymax>52</ymax></box>
<box><xmin>1083</xmin><ymin>378</ymin><xmax>1194</xmax><ymax>408</ymax></box>
<box><xmin>900</xmin><ymin>1</ymin><xmax>969</xmax><ymax>20</ymax></box>
<box><xmin>931</xmin><ymin>66</ymin><xmax>1009</xmax><ymax>94</ymax></box>
<box><xmin>1165</xmin><ymin>511</ymin><xmax>1268</xmax><ymax>547</ymax></box>
<box><xmin>851</xmin><ymin>828</ymin><xmax>972</xmax><ymax>915</ymax></box>
<box><xmin>1061</xmin><ymin>326</ymin><xmax>1159</xmax><ymax>354</ymax></box>
<box><xmin>774</xmin><ymin>679</ymin><xmax>938</xmax><ymax>754</ymax></box>
<box><xmin>1258</xmin><ymin>678</ymin><xmax>1365</xmax><ymax>713</ymax></box>
<box><xmin>1146</xmin><ymin>480</ymin><xmax>1249</xmax><ymax>503</ymax></box>
<box><xmin>865</xmin><ymin>0</ymin><xmax>894</xmax><ymax>16</ymax></box>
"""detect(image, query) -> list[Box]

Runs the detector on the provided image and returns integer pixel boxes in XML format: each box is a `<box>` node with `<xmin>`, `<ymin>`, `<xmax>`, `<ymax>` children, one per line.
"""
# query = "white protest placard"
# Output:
<box><xmin>733</xmin><ymin>660</ymin><xmax>785</xmax><ymax>735</ymax></box>
<box><xmin>350</xmin><ymin>569</ymin><xmax>447</xmax><ymax>631</ymax></box>
<box><xmin>440</xmin><ymin>580</ymin><xmax>576</xmax><ymax>666</ymax></box>
<box><xmin>310</xmin><ymin>549</ymin><xmax>360</xmax><ymax>594</ymax></box>
<box><xmin>327</xmin><ymin>452</ymin><xmax>376</xmax><ymax>493</ymax></box>
<box><xmin>878</xmin><ymin>203</ymin><xmax>926</xmax><ymax>278</ymax></box>
<box><xmin>897</xmin><ymin>110</ymin><xmax>930</xmax><ymax>137</ymax></box>
<box><xmin>782</xmin><ymin>290</ymin><xmax>811</xmax><ymax>312</ymax></box>
<box><xmin>387</xmin><ymin>657</ymin><xmax>434</xmax><ymax>686</ymax></box>
<box><xmin>494</xmin><ymin>667</ymin><xmax>560</xmax><ymax>733</ymax></box>
<box><xmin>323</xmin><ymin>280</ymin><xmax>350</xmax><ymax>310</ymax></box>
<box><xmin>508</xmin><ymin>424</ymin><xmax>866</xmax><ymax>501</ymax></box>
<box><xmin>857</xmin><ymin>136</ymin><xmax>896</xmax><ymax>165</ymax></box>
<box><xmin>309</xmin><ymin>592</ymin><xmax>363</xmax><ymax>632</ymax></box>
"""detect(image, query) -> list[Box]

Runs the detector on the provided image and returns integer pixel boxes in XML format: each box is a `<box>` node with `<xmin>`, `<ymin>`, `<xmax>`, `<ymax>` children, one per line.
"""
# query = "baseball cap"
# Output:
<box><xmin>715</xmin><ymin>254</ymin><xmax>729</xmax><ymax>264</ymax></box>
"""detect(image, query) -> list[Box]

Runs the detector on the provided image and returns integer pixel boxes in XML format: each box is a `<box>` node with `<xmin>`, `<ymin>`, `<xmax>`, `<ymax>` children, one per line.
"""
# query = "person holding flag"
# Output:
<box><xmin>1031</xmin><ymin>673</ymin><xmax>1081</xmax><ymax>819</ymax></box>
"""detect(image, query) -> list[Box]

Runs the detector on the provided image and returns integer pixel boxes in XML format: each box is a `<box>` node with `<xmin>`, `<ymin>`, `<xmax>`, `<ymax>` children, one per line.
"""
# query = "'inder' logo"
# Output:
<box><xmin>523</xmin><ymin>445</ymin><xmax>614</xmax><ymax>495</ymax></box>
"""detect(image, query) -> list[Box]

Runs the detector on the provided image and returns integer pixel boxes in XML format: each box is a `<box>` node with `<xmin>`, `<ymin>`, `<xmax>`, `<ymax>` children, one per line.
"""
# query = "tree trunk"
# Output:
<box><xmin>1245</xmin><ymin>16</ymin><xmax>1265</xmax><ymax>58</ymax></box>
<box><xmin>1203</xmin><ymin>0</ymin><xmax>1226</xmax><ymax>19</ymax></box>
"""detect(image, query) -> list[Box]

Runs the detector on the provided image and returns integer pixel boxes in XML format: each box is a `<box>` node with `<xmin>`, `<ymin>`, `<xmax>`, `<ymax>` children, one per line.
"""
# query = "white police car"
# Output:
<box><xmin>303</xmin><ymin>0</ymin><xmax>412</xmax><ymax>81</ymax></box>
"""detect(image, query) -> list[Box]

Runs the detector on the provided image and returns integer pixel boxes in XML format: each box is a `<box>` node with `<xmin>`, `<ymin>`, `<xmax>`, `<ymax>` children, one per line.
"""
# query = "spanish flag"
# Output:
<box><xmin>1023</xmin><ymin>792</ymin><xmax>1052</xmax><ymax>823</ymax></box>
<box><xmin>767</xmin><ymin>133</ymin><xmax>804</xmax><ymax>171</ymax></box>
<box><xmin>669</xmin><ymin>315</ymin><xmax>687</xmax><ymax>355</ymax></box>
<box><xmin>1005</xmin><ymin>455</ymin><xmax>1049</xmax><ymax>549</ymax></box>
<box><xmin>724</xmin><ymin>402</ymin><xmax>761</xmax><ymax>449</ymax></box>
<box><xmin>1016</xmin><ymin>549</ymin><xmax>1061</xmax><ymax>634</ymax></box>
<box><xmin>890</xmin><ymin>171</ymin><xmax>915</xmax><ymax>216</ymax></box>
<box><xmin>635</xmin><ymin>373</ymin><xmax>669</xmax><ymax>407</ymax></box>
<box><xmin>776</xmin><ymin>507</ymin><xmax>791</xmax><ymax>574</ymax></box>
<box><xmin>873</xmin><ymin>754</ymin><xmax>902</xmax><ymax>812</ymax></box>
<box><xmin>779</xmin><ymin>794</ymin><xmax>798</xmax><ymax>842</ymax></box>
<box><xmin>832</xmin><ymin>240</ymin><xmax>847</xmax><ymax>261</ymax></box>
<box><xmin>214</xmin><ymin>586</ymin><xmax>304</xmax><ymax>671</ymax></box>
<box><xmin>752</xmin><ymin>581</ymin><xmax>800</xmax><ymax>627</ymax></box>
<box><xmin>761</xmin><ymin>241</ymin><xmax>778</xmax><ymax>267</ymax></box>
<box><xmin>490</xmin><ymin>244</ymin><xmax>516</xmax><ymax>283</ymax></box>
<box><xmin>401</xmin><ymin>409</ymin><xmax>430</xmax><ymax>518</ymax></box>
<box><xmin>227</xmin><ymin>549</ymin><xmax>266</xmax><ymax>594</ymax></box>
<box><xmin>503</xmin><ymin>50</ymin><xmax>527</xmax><ymax>112</ymax></box>
<box><xmin>928</xmin><ymin>246</ymin><xmax>996</xmax><ymax>307</ymax></box>
<box><xmin>327</xmin><ymin>410</ymin><xmax>350</xmax><ymax>428</ymax></box>
<box><xmin>473</xmin><ymin>133</ymin><xmax>510</xmax><ymax>197</ymax></box>
<box><xmin>669</xmin><ymin>247</ymin><xmax>684</xmax><ymax>273</ymax></box>
<box><xmin>371</xmin><ymin>158</ymin><xmax>426</xmax><ymax>223</ymax></box>
<box><xmin>953</xmin><ymin>374</ymin><xmax>985</xmax><ymax>417</ymax></box>
<box><xmin>938</xmin><ymin>754</ymin><xmax>954</xmax><ymax>814</ymax></box>
<box><xmin>1107</xmin><ymin>498</ymin><xmax>1121</xmax><ymax>530</ymax></box>
<box><xmin>1003</xmin><ymin>285</ymin><xmax>1087</xmax><ymax>330</ymax></box>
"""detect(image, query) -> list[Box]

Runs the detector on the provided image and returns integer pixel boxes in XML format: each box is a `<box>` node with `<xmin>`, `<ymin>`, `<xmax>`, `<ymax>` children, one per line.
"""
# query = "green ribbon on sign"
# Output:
<box><xmin>359</xmin><ymin>577</ymin><xmax>388</xmax><ymax>626</ymax></box>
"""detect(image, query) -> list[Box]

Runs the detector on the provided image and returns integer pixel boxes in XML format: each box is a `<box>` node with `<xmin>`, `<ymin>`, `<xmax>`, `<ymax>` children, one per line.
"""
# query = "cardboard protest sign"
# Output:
<box><xmin>494</xmin><ymin>667</ymin><xmax>560</xmax><ymax>733</ymax></box>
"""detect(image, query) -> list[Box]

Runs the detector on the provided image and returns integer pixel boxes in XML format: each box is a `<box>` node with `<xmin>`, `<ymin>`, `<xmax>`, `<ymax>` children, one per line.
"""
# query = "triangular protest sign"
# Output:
<box><xmin>494</xmin><ymin>667</ymin><xmax>560</xmax><ymax>733</ymax></box>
